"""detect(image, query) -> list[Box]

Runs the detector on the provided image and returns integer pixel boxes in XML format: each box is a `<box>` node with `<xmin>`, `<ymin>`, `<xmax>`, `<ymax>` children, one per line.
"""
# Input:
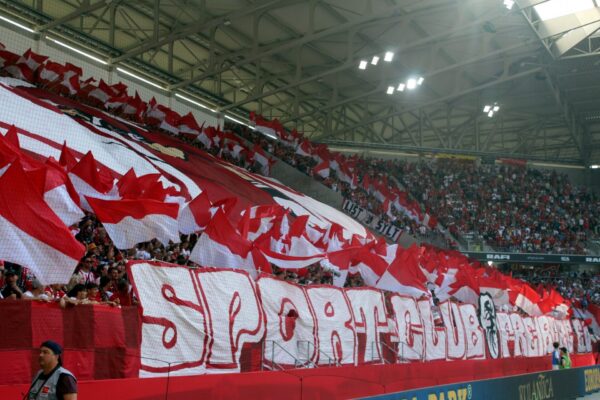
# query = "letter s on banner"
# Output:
<box><xmin>129</xmin><ymin>261</ymin><xmax>208</xmax><ymax>377</ymax></box>
<box><xmin>194</xmin><ymin>269</ymin><xmax>265</xmax><ymax>372</ymax></box>
<box><xmin>257</xmin><ymin>276</ymin><xmax>317</xmax><ymax>367</ymax></box>
<box><xmin>305</xmin><ymin>286</ymin><xmax>357</xmax><ymax>366</ymax></box>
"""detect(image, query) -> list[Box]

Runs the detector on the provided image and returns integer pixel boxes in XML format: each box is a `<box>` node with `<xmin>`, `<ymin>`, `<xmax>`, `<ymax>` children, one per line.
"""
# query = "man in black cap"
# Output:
<box><xmin>26</xmin><ymin>340</ymin><xmax>77</xmax><ymax>399</ymax></box>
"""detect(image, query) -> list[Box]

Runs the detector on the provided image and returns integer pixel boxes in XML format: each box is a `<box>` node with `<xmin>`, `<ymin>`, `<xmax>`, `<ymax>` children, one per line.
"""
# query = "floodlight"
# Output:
<box><xmin>359</xmin><ymin>60</ymin><xmax>368</xmax><ymax>70</ymax></box>
<box><xmin>503</xmin><ymin>0</ymin><xmax>515</xmax><ymax>10</ymax></box>
<box><xmin>483</xmin><ymin>105</ymin><xmax>491</xmax><ymax>112</ymax></box>
<box><xmin>417</xmin><ymin>77</ymin><xmax>424</xmax><ymax>85</ymax></box>
<box><xmin>397</xmin><ymin>83</ymin><xmax>406</xmax><ymax>92</ymax></box>
<box><xmin>0</xmin><ymin>14</ymin><xmax>34</xmax><ymax>33</ymax></box>
<box><xmin>406</xmin><ymin>78</ymin><xmax>417</xmax><ymax>90</ymax></box>
<box><xmin>488</xmin><ymin>110</ymin><xmax>494</xmax><ymax>117</ymax></box>
<box><xmin>371</xmin><ymin>56</ymin><xmax>380</xmax><ymax>65</ymax></box>
<box><xmin>386</xmin><ymin>86</ymin><xmax>395</xmax><ymax>95</ymax></box>
<box><xmin>493</xmin><ymin>105</ymin><xmax>500</xmax><ymax>112</ymax></box>
<box><xmin>47</xmin><ymin>37</ymin><xmax>107</xmax><ymax>65</ymax></box>
<box><xmin>384</xmin><ymin>51</ymin><xmax>394</xmax><ymax>62</ymax></box>
<box><xmin>591</xmin><ymin>165</ymin><xmax>600</xmax><ymax>169</ymax></box>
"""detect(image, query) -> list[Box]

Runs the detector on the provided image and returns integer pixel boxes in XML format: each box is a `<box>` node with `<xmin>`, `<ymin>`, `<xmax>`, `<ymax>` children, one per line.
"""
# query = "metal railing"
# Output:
<box><xmin>297</xmin><ymin>340</ymin><xmax>340</xmax><ymax>367</ymax></box>
<box><xmin>262</xmin><ymin>340</ymin><xmax>312</xmax><ymax>371</ymax></box>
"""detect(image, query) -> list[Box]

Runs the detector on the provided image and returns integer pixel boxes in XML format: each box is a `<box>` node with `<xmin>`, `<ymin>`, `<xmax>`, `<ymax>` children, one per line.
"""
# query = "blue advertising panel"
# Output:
<box><xmin>363</xmin><ymin>366</ymin><xmax>600</xmax><ymax>400</ymax></box>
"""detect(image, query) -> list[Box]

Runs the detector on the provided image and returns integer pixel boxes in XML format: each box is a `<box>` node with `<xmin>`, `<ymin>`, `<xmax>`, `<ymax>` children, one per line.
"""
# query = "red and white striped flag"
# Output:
<box><xmin>295</xmin><ymin>140</ymin><xmax>312</xmax><ymax>157</ymax></box>
<box><xmin>376</xmin><ymin>245</ymin><xmax>428</xmax><ymax>298</ymax></box>
<box><xmin>313</xmin><ymin>159</ymin><xmax>330</xmax><ymax>178</ymax></box>
<box><xmin>0</xmin><ymin>162</ymin><xmax>86</xmax><ymax>284</ymax></box>
<box><xmin>189</xmin><ymin>209</ymin><xmax>269</xmax><ymax>277</ymax></box>
<box><xmin>177</xmin><ymin>112</ymin><xmax>202</xmax><ymax>140</ymax></box>
<box><xmin>178</xmin><ymin>191</ymin><xmax>212</xmax><ymax>234</ymax></box>
<box><xmin>44</xmin><ymin>158</ymin><xmax>85</xmax><ymax>227</ymax></box>
<box><xmin>87</xmin><ymin>197</ymin><xmax>180</xmax><ymax>249</ymax></box>
<box><xmin>68</xmin><ymin>151</ymin><xmax>117</xmax><ymax>211</ymax></box>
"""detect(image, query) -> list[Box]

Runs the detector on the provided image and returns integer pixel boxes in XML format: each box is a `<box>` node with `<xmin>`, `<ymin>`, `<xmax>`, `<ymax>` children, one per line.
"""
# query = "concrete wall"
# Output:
<box><xmin>269</xmin><ymin>157</ymin><xmax>344</xmax><ymax>210</ymax></box>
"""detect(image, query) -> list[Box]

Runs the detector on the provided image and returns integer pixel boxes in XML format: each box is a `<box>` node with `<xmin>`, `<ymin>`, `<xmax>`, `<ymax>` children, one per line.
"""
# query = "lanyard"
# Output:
<box><xmin>25</xmin><ymin>365</ymin><xmax>60</xmax><ymax>400</ymax></box>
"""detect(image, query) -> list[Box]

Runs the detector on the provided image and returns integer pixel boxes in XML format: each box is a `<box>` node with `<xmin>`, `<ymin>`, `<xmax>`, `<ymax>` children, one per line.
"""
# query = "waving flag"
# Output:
<box><xmin>189</xmin><ymin>209</ymin><xmax>268</xmax><ymax>277</ymax></box>
<box><xmin>68</xmin><ymin>151</ymin><xmax>117</xmax><ymax>210</ymax></box>
<box><xmin>376</xmin><ymin>245</ymin><xmax>428</xmax><ymax>298</ymax></box>
<box><xmin>177</xmin><ymin>112</ymin><xmax>202</xmax><ymax>140</ymax></box>
<box><xmin>295</xmin><ymin>140</ymin><xmax>312</xmax><ymax>157</ymax></box>
<box><xmin>44</xmin><ymin>158</ymin><xmax>85</xmax><ymax>226</ymax></box>
<box><xmin>0</xmin><ymin>162</ymin><xmax>86</xmax><ymax>284</ymax></box>
<box><xmin>178</xmin><ymin>191</ymin><xmax>212</xmax><ymax>234</ymax></box>
<box><xmin>87</xmin><ymin>197</ymin><xmax>180</xmax><ymax>249</ymax></box>
<box><xmin>313</xmin><ymin>159</ymin><xmax>330</xmax><ymax>178</ymax></box>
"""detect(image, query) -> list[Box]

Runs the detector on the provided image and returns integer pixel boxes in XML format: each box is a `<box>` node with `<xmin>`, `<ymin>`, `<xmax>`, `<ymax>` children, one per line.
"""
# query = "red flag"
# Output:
<box><xmin>177</xmin><ymin>112</ymin><xmax>202</xmax><ymax>139</ymax></box>
<box><xmin>0</xmin><ymin>162</ymin><xmax>86</xmax><ymax>284</ymax></box>
<box><xmin>44</xmin><ymin>158</ymin><xmax>85</xmax><ymax>226</ymax></box>
<box><xmin>189</xmin><ymin>209</ymin><xmax>269</xmax><ymax>277</ymax></box>
<box><xmin>376</xmin><ymin>244</ymin><xmax>428</xmax><ymax>298</ymax></box>
<box><xmin>178</xmin><ymin>191</ymin><xmax>212</xmax><ymax>234</ymax></box>
<box><xmin>0</xmin><ymin>49</ymin><xmax>19</xmax><ymax>68</ymax></box>
<box><xmin>87</xmin><ymin>197</ymin><xmax>180</xmax><ymax>249</ymax></box>
<box><xmin>313</xmin><ymin>159</ymin><xmax>330</xmax><ymax>178</ymax></box>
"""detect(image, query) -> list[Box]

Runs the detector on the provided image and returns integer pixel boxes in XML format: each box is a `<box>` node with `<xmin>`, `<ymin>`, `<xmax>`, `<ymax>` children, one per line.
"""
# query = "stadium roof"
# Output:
<box><xmin>1</xmin><ymin>0</ymin><xmax>600</xmax><ymax>165</ymax></box>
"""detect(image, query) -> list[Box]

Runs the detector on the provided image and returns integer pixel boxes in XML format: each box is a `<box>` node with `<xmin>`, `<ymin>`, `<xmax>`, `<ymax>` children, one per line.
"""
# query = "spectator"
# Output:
<box><xmin>22</xmin><ymin>279</ymin><xmax>50</xmax><ymax>301</ymax></box>
<box><xmin>1</xmin><ymin>270</ymin><xmax>23</xmax><ymax>299</ymax></box>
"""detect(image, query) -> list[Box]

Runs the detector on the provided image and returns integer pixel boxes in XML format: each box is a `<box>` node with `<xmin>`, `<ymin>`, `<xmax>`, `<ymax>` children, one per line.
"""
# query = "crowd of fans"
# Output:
<box><xmin>391</xmin><ymin>159</ymin><xmax>600</xmax><ymax>254</ymax></box>
<box><xmin>228</xmin><ymin>122</ymin><xmax>599</xmax><ymax>255</ymax></box>
<box><xmin>506</xmin><ymin>264</ymin><xmax>600</xmax><ymax>308</ymax></box>
<box><xmin>227</xmin><ymin>123</ymin><xmax>452</xmax><ymax>248</ymax></box>
<box><xmin>0</xmin><ymin>48</ymin><xmax>599</xmax><ymax>318</ymax></box>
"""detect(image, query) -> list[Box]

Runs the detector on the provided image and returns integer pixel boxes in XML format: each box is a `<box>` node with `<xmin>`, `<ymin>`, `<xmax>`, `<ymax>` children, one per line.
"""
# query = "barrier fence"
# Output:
<box><xmin>0</xmin><ymin>356</ymin><xmax>597</xmax><ymax>399</ymax></box>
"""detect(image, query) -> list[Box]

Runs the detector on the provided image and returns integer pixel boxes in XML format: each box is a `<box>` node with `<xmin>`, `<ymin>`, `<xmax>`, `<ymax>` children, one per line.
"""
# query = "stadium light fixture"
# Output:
<box><xmin>484</xmin><ymin>102</ymin><xmax>500</xmax><ymax>117</ymax></box>
<box><xmin>406</xmin><ymin>78</ymin><xmax>417</xmax><ymax>90</ymax></box>
<box><xmin>397</xmin><ymin>83</ymin><xmax>406</xmax><ymax>92</ymax></box>
<box><xmin>116</xmin><ymin>67</ymin><xmax>166</xmax><ymax>91</ymax></box>
<box><xmin>225</xmin><ymin>114</ymin><xmax>254</xmax><ymax>130</ymax></box>
<box><xmin>175</xmin><ymin>93</ymin><xmax>217</xmax><ymax>113</ymax></box>
<box><xmin>503</xmin><ymin>0</ymin><xmax>515</xmax><ymax>10</ymax></box>
<box><xmin>384</xmin><ymin>51</ymin><xmax>394</xmax><ymax>62</ymax></box>
<box><xmin>359</xmin><ymin>60</ymin><xmax>368</xmax><ymax>70</ymax></box>
<box><xmin>371</xmin><ymin>56</ymin><xmax>380</xmax><ymax>65</ymax></box>
<box><xmin>591</xmin><ymin>164</ymin><xmax>600</xmax><ymax>169</ymax></box>
<box><xmin>417</xmin><ymin>76</ymin><xmax>425</xmax><ymax>85</ymax></box>
<box><xmin>0</xmin><ymin>14</ymin><xmax>34</xmax><ymax>33</ymax></box>
<box><xmin>386</xmin><ymin>86</ymin><xmax>395</xmax><ymax>95</ymax></box>
<box><xmin>46</xmin><ymin>37</ymin><xmax>107</xmax><ymax>65</ymax></box>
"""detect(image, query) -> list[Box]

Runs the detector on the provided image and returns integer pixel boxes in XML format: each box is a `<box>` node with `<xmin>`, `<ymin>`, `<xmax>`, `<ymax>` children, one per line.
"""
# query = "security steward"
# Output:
<box><xmin>26</xmin><ymin>340</ymin><xmax>77</xmax><ymax>400</ymax></box>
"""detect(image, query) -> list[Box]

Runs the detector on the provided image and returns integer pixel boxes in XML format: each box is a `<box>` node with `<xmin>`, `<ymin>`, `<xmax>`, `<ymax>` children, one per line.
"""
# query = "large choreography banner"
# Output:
<box><xmin>0</xmin><ymin>81</ymin><xmax>367</xmax><ymax>237</ymax></box>
<box><xmin>129</xmin><ymin>261</ymin><xmax>593</xmax><ymax>378</ymax></box>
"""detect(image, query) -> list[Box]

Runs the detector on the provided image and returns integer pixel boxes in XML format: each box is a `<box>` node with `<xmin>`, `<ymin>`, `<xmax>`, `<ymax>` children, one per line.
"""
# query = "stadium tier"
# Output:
<box><xmin>0</xmin><ymin>4</ymin><xmax>600</xmax><ymax>399</ymax></box>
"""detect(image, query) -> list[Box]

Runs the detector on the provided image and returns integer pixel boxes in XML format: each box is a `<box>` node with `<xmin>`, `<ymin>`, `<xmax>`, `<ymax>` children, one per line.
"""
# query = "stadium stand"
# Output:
<box><xmin>0</xmin><ymin>1</ymin><xmax>599</xmax><ymax>398</ymax></box>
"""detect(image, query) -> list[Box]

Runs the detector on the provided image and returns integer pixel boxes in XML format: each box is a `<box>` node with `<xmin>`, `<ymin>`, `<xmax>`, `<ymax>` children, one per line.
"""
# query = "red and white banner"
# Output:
<box><xmin>129</xmin><ymin>261</ymin><xmax>594</xmax><ymax>378</ymax></box>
